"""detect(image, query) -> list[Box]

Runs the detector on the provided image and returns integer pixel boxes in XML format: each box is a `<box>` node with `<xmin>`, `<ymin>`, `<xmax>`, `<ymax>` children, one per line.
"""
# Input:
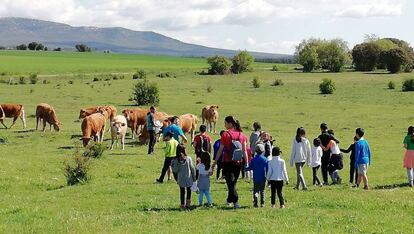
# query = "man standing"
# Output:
<box><xmin>318</xmin><ymin>123</ymin><xmax>339</xmax><ymax>185</ymax></box>
<box><xmin>354</xmin><ymin>128</ymin><xmax>371</xmax><ymax>190</ymax></box>
<box><xmin>146</xmin><ymin>106</ymin><xmax>156</xmax><ymax>155</ymax></box>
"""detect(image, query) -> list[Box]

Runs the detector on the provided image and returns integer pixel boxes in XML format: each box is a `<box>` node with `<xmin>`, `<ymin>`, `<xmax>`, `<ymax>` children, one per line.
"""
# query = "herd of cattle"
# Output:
<box><xmin>0</xmin><ymin>103</ymin><xmax>220</xmax><ymax>150</ymax></box>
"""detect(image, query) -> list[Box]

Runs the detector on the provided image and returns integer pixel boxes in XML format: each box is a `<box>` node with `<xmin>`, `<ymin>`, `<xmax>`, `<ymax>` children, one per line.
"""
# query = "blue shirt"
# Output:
<box><xmin>213</xmin><ymin>139</ymin><xmax>224</xmax><ymax>162</ymax></box>
<box><xmin>246</xmin><ymin>154</ymin><xmax>268</xmax><ymax>183</ymax></box>
<box><xmin>146</xmin><ymin>112</ymin><xmax>155</xmax><ymax>131</ymax></box>
<box><xmin>355</xmin><ymin>138</ymin><xmax>371</xmax><ymax>167</ymax></box>
<box><xmin>163</xmin><ymin>124</ymin><xmax>184</xmax><ymax>142</ymax></box>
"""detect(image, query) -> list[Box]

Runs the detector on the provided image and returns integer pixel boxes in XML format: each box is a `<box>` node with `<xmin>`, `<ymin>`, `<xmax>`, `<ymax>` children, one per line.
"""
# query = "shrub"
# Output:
<box><xmin>133</xmin><ymin>69</ymin><xmax>147</xmax><ymax>79</ymax></box>
<box><xmin>272</xmin><ymin>79</ymin><xmax>284</xmax><ymax>86</ymax></box>
<box><xmin>388</xmin><ymin>81</ymin><xmax>396</xmax><ymax>90</ymax></box>
<box><xmin>0</xmin><ymin>79</ymin><xmax>6</xmax><ymax>84</ymax></box>
<box><xmin>0</xmin><ymin>135</ymin><xmax>8</xmax><ymax>144</ymax></box>
<box><xmin>207</xmin><ymin>56</ymin><xmax>231</xmax><ymax>75</ymax></box>
<box><xmin>380</xmin><ymin>48</ymin><xmax>410</xmax><ymax>73</ymax></box>
<box><xmin>83</xmin><ymin>142</ymin><xmax>106</xmax><ymax>158</ymax></box>
<box><xmin>19</xmin><ymin>76</ymin><xmax>27</xmax><ymax>84</ymax></box>
<box><xmin>29</xmin><ymin>74</ymin><xmax>38</xmax><ymax>84</ymax></box>
<box><xmin>64</xmin><ymin>147</ymin><xmax>91</xmax><ymax>186</ymax></box>
<box><xmin>157</xmin><ymin>72</ymin><xmax>176</xmax><ymax>78</ymax></box>
<box><xmin>0</xmin><ymin>72</ymin><xmax>6</xmax><ymax>76</ymax></box>
<box><xmin>252</xmin><ymin>77</ymin><xmax>260</xmax><ymax>88</ymax></box>
<box><xmin>68</xmin><ymin>80</ymin><xmax>74</xmax><ymax>85</ymax></box>
<box><xmin>30</xmin><ymin>88</ymin><xmax>34</xmax><ymax>94</ymax></box>
<box><xmin>132</xmin><ymin>79</ymin><xmax>160</xmax><ymax>106</ymax></box>
<box><xmin>272</xmin><ymin>65</ymin><xmax>280</xmax><ymax>71</ymax></box>
<box><xmin>42</xmin><ymin>79</ymin><xmax>50</xmax><ymax>84</ymax></box>
<box><xmin>206</xmin><ymin>86</ymin><xmax>213</xmax><ymax>93</ymax></box>
<box><xmin>319</xmin><ymin>79</ymin><xmax>336</xmax><ymax>94</ymax></box>
<box><xmin>93</xmin><ymin>77</ymin><xmax>100</xmax><ymax>82</ymax></box>
<box><xmin>402</xmin><ymin>79</ymin><xmax>414</xmax><ymax>92</ymax></box>
<box><xmin>232</xmin><ymin>51</ymin><xmax>254</xmax><ymax>74</ymax></box>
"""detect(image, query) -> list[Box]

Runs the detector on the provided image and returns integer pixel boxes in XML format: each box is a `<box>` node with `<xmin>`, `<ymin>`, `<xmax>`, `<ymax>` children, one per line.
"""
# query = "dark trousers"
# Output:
<box><xmin>269</xmin><ymin>180</ymin><xmax>284</xmax><ymax>206</ymax></box>
<box><xmin>253</xmin><ymin>182</ymin><xmax>265</xmax><ymax>206</ymax></box>
<box><xmin>180</xmin><ymin>187</ymin><xmax>191</xmax><ymax>205</ymax></box>
<box><xmin>216</xmin><ymin>163</ymin><xmax>222</xmax><ymax>180</ymax></box>
<box><xmin>321</xmin><ymin>152</ymin><xmax>330</xmax><ymax>183</ymax></box>
<box><xmin>158</xmin><ymin>157</ymin><xmax>174</xmax><ymax>182</ymax></box>
<box><xmin>222</xmin><ymin>162</ymin><xmax>242</xmax><ymax>204</ymax></box>
<box><xmin>350</xmin><ymin>159</ymin><xmax>358</xmax><ymax>183</ymax></box>
<box><xmin>148</xmin><ymin>130</ymin><xmax>156</xmax><ymax>154</ymax></box>
<box><xmin>312</xmin><ymin>165</ymin><xmax>321</xmax><ymax>185</ymax></box>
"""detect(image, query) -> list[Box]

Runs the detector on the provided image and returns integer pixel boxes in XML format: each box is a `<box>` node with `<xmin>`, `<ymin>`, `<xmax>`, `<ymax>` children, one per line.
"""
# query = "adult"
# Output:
<box><xmin>146</xmin><ymin>106</ymin><xmax>156</xmax><ymax>155</ymax></box>
<box><xmin>403</xmin><ymin>126</ymin><xmax>414</xmax><ymax>187</ymax></box>
<box><xmin>318</xmin><ymin>123</ymin><xmax>339</xmax><ymax>185</ymax></box>
<box><xmin>290</xmin><ymin>127</ymin><xmax>311</xmax><ymax>190</ymax></box>
<box><xmin>192</xmin><ymin>124</ymin><xmax>212</xmax><ymax>160</ymax></box>
<box><xmin>163</xmin><ymin>116</ymin><xmax>188</xmax><ymax>144</ymax></box>
<box><xmin>212</xmin><ymin>116</ymin><xmax>248</xmax><ymax>209</ymax></box>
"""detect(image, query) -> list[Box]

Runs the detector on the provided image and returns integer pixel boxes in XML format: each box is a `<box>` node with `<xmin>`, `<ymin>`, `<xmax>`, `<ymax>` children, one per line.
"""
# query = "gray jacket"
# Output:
<box><xmin>172</xmin><ymin>156</ymin><xmax>196</xmax><ymax>188</ymax></box>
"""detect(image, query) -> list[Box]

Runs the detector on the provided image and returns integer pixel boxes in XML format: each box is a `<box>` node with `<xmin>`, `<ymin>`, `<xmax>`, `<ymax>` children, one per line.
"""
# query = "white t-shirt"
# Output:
<box><xmin>329</xmin><ymin>140</ymin><xmax>341</xmax><ymax>155</ymax></box>
<box><xmin>196</xmin><ymin>163</ymin><xmax>212</xmax><ymax>175</ymax></box>
<box><xmin>310</xmin><ymin>146</ymin><xmax>323</xmax><ymax>167</ymax></box>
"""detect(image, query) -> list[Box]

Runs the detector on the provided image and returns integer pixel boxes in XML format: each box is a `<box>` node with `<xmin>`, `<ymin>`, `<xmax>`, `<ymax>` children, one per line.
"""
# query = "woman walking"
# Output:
<box><xmin>290</xmin><ymin>127</ymin><xmax>311</xmax><ymax>190</ymax></box>
<box><xmin>403</xmin><ymin>126</ymin><xmax>414</xmax><ymax>187</ymax></box>
<box><xmin>212</xmin><ymin>116</ymin><xmax>248</xmax><ymax>209</ymax></box>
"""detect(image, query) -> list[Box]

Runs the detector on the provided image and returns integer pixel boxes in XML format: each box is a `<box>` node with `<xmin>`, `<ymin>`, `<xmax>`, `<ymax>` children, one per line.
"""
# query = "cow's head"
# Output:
<box><xmin>210</xmin><ymin>105</ymin><xmax>219</xmax><ymax>110</ymax></box>
<box><xmin>122</xmin><ymin>109</ymin><xmax>132</xmax><ymax>121</ymax></box>
<box><xmin>82</xmin><ymin>137</ymin><xmax>90</xmax><ymax>147</ymax></box>
<box><xmin>97</xmin><ymin>107</ymin><xmax>109</xmax><ymax>119</ymax></box>
<box><xmin>53</xmin><ymin>122</ymin><xmax>61</xmax><ymax>132</ymax></box>
<box><xmin>79</xmin><ymin>109</ymin><xmax>87</xmax><ymax>119</ymax></box>
<box><xmin>112</xmin><ymin>121</ymin><xmax>126</xmax><ymax>135</ymax></box>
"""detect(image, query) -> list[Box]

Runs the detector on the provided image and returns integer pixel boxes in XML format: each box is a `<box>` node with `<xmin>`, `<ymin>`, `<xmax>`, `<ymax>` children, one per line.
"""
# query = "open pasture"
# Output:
<box><xmin>0</xmin><ymin>51</ymin><xmax>414</xmax><ymax>233</ymax></box>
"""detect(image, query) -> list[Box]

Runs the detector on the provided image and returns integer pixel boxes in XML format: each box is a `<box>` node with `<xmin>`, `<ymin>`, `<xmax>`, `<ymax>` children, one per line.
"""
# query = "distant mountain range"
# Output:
<box><xmin>0</xmin><ymin>17</ymin><xmax>292</xmax><ymax>60</ymax></box>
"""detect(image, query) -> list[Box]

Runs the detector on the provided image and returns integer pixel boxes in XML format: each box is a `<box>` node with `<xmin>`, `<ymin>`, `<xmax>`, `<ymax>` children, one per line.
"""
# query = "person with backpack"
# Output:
<box><xmin>192</xmin><ymin>125</ymin><xmax>212</xmax><ymax>161</ymax></box>
<box><xmin>403</xmin><ymin>126</ymin><xmax>414</xmax><ymax>187</ymax></box>
<box><xmin>212</xmin><ymin>116</ymin><xmax>248</xmax><ymax>209</ymax></box>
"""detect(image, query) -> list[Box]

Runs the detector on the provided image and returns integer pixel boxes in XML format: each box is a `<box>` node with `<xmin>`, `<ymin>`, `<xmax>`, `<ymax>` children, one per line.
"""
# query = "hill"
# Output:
<box><xmin>0</xmin><ymin>17</ymin><xmax>292</xmax><ymax>60</ymax></box>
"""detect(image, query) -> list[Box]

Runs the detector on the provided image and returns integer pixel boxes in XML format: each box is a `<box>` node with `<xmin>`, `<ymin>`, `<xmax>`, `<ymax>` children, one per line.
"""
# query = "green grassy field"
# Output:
<box><xmin>1</xmin><ymin>51</ymin><xmax>414</xmax><ymax>233</ymax></box>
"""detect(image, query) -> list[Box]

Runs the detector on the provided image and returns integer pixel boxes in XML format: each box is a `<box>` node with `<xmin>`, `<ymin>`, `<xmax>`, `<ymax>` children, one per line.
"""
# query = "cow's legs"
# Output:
<box><xmin>20</xmin><ymin>109</ymin><xmax>26</xmax><ymax>129</ymax></box>
<box><xmin>42</xmin><ymin>120</ymin><xmax>47</xmax><ymax>132</ymax></box>
<box><xmin>36</xmin><ymin>117</ymin><xmax>39</xmax><ymax>130</ymax></box>
<box><xmin>213</xmin><ymin>122</ymin><xmax>217</xmax><ymax>134</ymax></box>
<box><xmin>0</xmin><ymin>119</ymin><xmax>7</xmax><ymax>129</ymax></box>
<box><xmin>110</xmin><ymin>138</ymin><xmax>115</xmax><ymax>150</ymax></box>
<box><xmin>121</xmin><ymin>135</ymin><xmax>125</xmax><ymax>150</ymax></box>
<box><xmin>9</xmin><ymin>117</ymin><xmax>17</xmax><ymax>129</ymax></box>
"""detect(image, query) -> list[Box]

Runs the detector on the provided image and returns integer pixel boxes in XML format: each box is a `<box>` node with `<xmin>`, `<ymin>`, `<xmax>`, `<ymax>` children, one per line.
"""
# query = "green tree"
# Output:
<box><xmin>317</xmin><ymin>39</ymin><xmax>349</xmax><ymax>72</ymax></box>
<box><xmin>231</xmin><ymin>51</ymin><xmax>254</xmax><ymax>74</ymax></box>
<box><xmin>352</xmin><ymin>42</ymin><xmax>381</xmax><ymax>71</ymax></box>
<box><xmin>380</xmin><ymin>48</ymin><xmax>410</xmax><ymax>73</ymax></box>
<box><xmin>16</xmin><ymin>44</ymin><xmax>27</xmax><ymax>50</ymax></box>
<box><xmin>206</xmin><ymin>56</ymin><xmax>231</xmax><ymax>75</ymax></box>
<box><xmin>28</xmin><ymin>42</ymin><xmax>38</xmax><ymax>50</ymax></box>
<box><xmin>75</xmin><ymin>44</ymin><xmax>91</xmax><ymax>52</ymax></box>
<box><xmin>298</xmin><ymin>44</ymin><xmax>319</xmax><ymax>72</ymax></box>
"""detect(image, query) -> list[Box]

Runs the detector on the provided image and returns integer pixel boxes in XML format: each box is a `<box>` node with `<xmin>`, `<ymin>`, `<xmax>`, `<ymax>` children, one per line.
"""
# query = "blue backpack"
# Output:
<box><xmin>228</xmin><ymin>132</ymin><xmax>243</xmax><ymax>162</ymax></box>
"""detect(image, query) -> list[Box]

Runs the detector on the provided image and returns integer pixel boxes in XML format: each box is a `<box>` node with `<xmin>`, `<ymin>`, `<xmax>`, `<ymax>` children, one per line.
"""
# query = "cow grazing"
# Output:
<box><xmin>110</xmin><ymin>115</ymin><xmax>128</xmax><ymax>150</ymax></box>
<box><xmin>35</xmin><ymin>103</ymin><xmax>61</xmax><ymax>132</ymax></box>
<box><xmin>202</xmin><ymin>105</ymin><xmax>219</xmax><ymax>134</ymax></box>
<box><xmin>122</xmin><ymin>108</ymin><xmax>148</xmax><ymax>139</ymax></box>
<box><xmin>0</xmin><ymin>104</ymin><xmax>26</xmax><ymax>129</ymax></box>
<box><xmin>79</xmin><ymin>105</ymin><xmax>117</xmax><ymax>120</ymax></box>
<box><xmin>81</xmin><ymin>111</ymin><xmax>107</xmax><ymax>147</ymax></box>
<box><xmin>179</xmin><ymin>114</ymin><xmax>198</xmax><ymax>141</ymax></box>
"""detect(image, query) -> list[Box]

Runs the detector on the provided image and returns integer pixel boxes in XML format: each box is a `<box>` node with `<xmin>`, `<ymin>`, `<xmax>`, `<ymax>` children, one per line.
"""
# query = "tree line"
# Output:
<box><xmin>296</xmin><ymin>35</ymin><xmax>414</xmax><ymax>74</ymax></box>
<box><xmin>5</xmin><ymin>42</ymin><xmax>92</xmax><ymax>52</ymax></box>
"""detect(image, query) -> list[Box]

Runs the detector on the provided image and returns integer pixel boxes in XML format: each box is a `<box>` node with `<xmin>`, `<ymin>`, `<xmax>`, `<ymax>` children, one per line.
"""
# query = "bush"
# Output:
<box><xmin>252</xmin><ymin>77</ymin><xmax>260</xmax><ymax>88</ymax></box>
<box><xmin>231</xmin><ymin>51</ymin><xmax>254</xmax><ymax>74</ymax></box>
<box><xmin>83</xmin><ymin>142</ymin><xmax>106</xmax><ymax>158</ymax></box>
<box><xmin>272</xmin><ymin>79</ymin><xmax>284</xmax><ymax>86</ymax></box>
<box><xmin>19</xmin><ymin>76</ymin><xmax>27</xmax><ymax>84</ymax></box>
<box><xmin>0</xmin><ymin>135</ymin><xmax>8</xmax><ymax>144</ymax></box>
<box><xmin>380</xmin><ymin>48</ymin><xmax>410</xmax><ymax>73</ymax></box>
<box><xmin>64</xmin><ymin>148</ymin><xmax>91</xmax><ymax>186</ymax></box>
<box><xmin>132</xmin><ymin>79</ymin><xmax>160</xmax><ymax>106</ymax></box>
<box><xmin>157</xmin><ymin>72</ymin><xmax>176</xmax><ymax>78</ymax></box>
<box><xmin>271</xmin><ymin>65</ymin><xmax>280</xmax><ymax>71</ymax></box>
<box><xmin>388</xmin><ymin>81</ymin><xmax>396</xmax><ymax>89</ymax></box>
<box><xmin>206</xmin><ymin>86</ymin><xmax>213</xmax><ymax>93</ymax></box>
<box><xmin>0</xmin><ymin>72</ymin><xmax>6</xmax><ymax>76</ymax></box>
<box><xmin>0</xmin><ymin>79</ymin><xmax>6</xmax><ymax>84</ymax></box>
<box><xmin>207</xmin><ymin>56</ymin><xmax>231</xmax><ymax>75</ymax></box>
<box><xmin>133</xmin><ymin>69</ymin><xmax>147</xmax><ymax>79</ymax></box>
<box><xmin>42</xmin><ymin>79</ymin><xmax>50</xmax><ymax>84</ymax></box>
<box><xmin>93</xmin><ymin>77</ymin><xmax>101</xmax><ymax>82</ymax></box>
<box><xmin>319</xmin><ymin>79</ymin><xmax>336</xmax><ymax>94</ymax></box>
<box><xmin>29</xmin><ymin>74</ymin><xmax>38</xmax><ymax>84</ymax></box>
<box><xmin>68</xmin><ymin>80</ymin><xmax>74</xmax><ymax>85</ymax></box>
<box><xmin>402</xmin><ymin>79</ymin><xmax>414</xmax><ymax>92</ymax></box>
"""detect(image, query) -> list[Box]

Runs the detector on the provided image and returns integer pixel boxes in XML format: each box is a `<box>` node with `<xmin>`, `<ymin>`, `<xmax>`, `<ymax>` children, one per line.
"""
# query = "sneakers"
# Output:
<box><xmin>280</xmin><ymin>205</ymin><xmax>285</xmax><ymax>209</ymax></box>
<box><xmin>271</xmin><ymin>204</ymin><xmax>276</xmax><ymax>208</ymax></box>
<box><xmin>180</xmin><ymin>204</ymin><xmax>186</xmax><ymax>210</ymax></box>
<box><xmin>234</xmin><ymin>203</ymin><xmax>241</xmax><ymax>209</ymax></box>
<box><xmin>363</xmin><ymin>185</ymin><xmax>369</xmax><ymax>190</ymax></box>
<box><xmin>154</xmin><ymin>179</ymin><xmax>163</xmax><ymax>184</ymax></box>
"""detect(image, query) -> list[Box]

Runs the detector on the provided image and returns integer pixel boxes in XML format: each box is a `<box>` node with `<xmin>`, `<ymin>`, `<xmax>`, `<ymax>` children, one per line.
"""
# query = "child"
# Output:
<box><xmin>354</xmin><ymin>128</ymin><xmax>371</xmax><ymax>190</ymax></box>
<box><xmin>321</xmin><ymin>130</ymin><xmax>343</xmax><ymax>185</ymax></box>
<box><xmin>266</xmin><ymin>147</ymin><xmax>288</xmax><ymax>209</ymax></box>
<box><xmin>245</xmin><ymin>144</ymin><xmax>268</xmax><ymax>207</ymax></box>
<box><xmin>249</xmin><ymin>122</ymin><xmax>262</xmax><ymax>156</ymax></box>
<box><xmin>213</xmin><ymin>130</ymin><xmax>225</xmax><ymax>180</ymax></box>
<box><xmin>171</xmin><ymin>144</ymin><xmax>196</xmax><ymax>209</ymax></box>
<box><xmin>155</xmin><ymin>131</ymin><xmax>178</xmax><ymax>184</ymax></box>
<box><xmin>260</xmin><ymin>132</ymin><xmax>273</xmax><ymax>158</ymax></box>
<box><xmin>340</xmin><ymin>136</ymin><xmax>358</xmax><ymax>185</ymax></box>
<box><xmin>192</xmin><ymin>125</ymin><xmax>212</xmax><ymax>161</ymax></box>
<box><xmin>196</xmin><ymin>152</ymin><xmax>213</xmax><ymax>206</ymax></box>
<box><xmin>310</xmin><ymin>138</ymin><xmax>323</xmax><ymax>186</ymax></box>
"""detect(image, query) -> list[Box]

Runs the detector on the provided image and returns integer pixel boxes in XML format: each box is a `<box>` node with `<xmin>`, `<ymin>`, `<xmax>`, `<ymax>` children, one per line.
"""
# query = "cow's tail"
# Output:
<box><xmin>20</xmin><ymin>105</ymin><xmax>27</xmax><ymax>129</ymax></box>
<box><xmin>0</xmin><ymin>105</ymin><xmax>4</xmax><ymax>120</ymax></box>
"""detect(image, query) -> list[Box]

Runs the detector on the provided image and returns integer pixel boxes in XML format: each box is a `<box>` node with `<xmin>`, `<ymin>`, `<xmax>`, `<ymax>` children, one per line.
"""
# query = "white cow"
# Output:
<box><xmin>110</xmin><ymin>115</ymin><xmax>128</xmax><ymax>150</ymax></box>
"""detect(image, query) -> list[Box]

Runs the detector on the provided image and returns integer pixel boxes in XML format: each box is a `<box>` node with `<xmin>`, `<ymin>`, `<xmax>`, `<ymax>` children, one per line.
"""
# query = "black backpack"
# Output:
<box><xmin>196</xmin><ymin>135</ymin><xmax>210</xmax><ymax>154</ymax></box>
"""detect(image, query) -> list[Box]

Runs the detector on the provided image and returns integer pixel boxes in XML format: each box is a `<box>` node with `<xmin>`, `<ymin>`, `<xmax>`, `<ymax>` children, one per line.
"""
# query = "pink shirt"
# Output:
<box><xmin>220</xmin><ymin>129</ymin><xmax>247</xmax><ymax>163</ymax></box>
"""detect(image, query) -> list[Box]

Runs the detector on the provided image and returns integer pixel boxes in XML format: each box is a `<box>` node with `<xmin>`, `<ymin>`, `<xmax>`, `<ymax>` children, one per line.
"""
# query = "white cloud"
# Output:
<box><xmin>334</xmin><ymin>2</ymin><xmax>403</xmax><ymax>18</ymax></box>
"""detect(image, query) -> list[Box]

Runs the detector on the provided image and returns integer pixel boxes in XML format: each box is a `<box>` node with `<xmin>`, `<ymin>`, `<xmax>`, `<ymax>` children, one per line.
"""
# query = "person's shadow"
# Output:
<box><xmin>373</xmin><ymin>183</ymin><xmax>410</xmax><ymax>190</ymax></box>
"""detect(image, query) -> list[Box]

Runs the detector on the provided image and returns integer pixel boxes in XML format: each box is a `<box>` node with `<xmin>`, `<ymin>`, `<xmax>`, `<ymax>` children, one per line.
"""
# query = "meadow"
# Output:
<box><xmin>0</xmin><ymin>51</ymin><xmax>414</xmax><ymax>233</ymax></box>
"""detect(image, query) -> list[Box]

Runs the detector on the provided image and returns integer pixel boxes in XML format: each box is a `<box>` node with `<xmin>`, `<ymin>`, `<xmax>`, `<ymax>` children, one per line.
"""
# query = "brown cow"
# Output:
<box><xmin>79</xmin><ymin>105</ymin><xmax>117</xmax><ymax>120</ymax></box>
<box><xmin>201</xmin><ymin>105</ymin><xmax>219</xmax><ymax>133</ymax></box>
<box><xmin>0</xmin><ymin>104</ymin><xmax>26</xmax><ymax>129</ymax></box>
<box><xmin>179</xmin><ymin>114</ymin><xmax>198</xmax><ymax>141</ymax></box>
<box><xmin>81</xmin><ymin>110</ymin><xmax>108</xmax><ymax>147</ymax></box>
<box><xmin>122</xmin><ymin>108</ymin><xmax>148</xmax><ymax>139</ymax></box>
<box><xmin>35</xmin><ymin>103</ymin><xmax>61</xmax><ymax>132</ymax></box>
<box><xmin>138</xmin><ymin>111</ymin><xmax>169</xmax><ymax>144</ymax></box>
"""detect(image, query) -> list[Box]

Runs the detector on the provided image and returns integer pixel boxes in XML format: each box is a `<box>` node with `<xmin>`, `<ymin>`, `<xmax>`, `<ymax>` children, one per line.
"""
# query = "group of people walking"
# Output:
<box><xmin>147</xmin><ymin>109</ymin><xmax>413</xmax><ymax>209</ymax></box>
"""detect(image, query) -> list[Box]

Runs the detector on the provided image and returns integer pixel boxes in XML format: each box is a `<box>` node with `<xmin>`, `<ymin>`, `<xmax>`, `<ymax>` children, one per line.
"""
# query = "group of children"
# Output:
<box><xmin>156</xmin><ymin>121</ymin><xmax>372</xmax><ymax>209</ymax></box>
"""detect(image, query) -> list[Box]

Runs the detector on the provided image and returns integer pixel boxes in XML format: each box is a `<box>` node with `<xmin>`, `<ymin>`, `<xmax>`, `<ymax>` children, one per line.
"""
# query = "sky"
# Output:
<box><xmin>1</xmin><ymin>0</ymin><xmax>413</xmax><ymax>54</ymax></box>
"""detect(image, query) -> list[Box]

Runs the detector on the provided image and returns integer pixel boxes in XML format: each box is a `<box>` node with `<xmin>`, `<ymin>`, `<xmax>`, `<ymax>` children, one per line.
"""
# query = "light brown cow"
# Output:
<box><xmin>81</xmin><ymin>111</ymin><xmax>108</xmax><ymax>147</ymax></box>
<box><xmin>138</xmin><ymin>111</ymin><xmax>169</xmax><ymax>144</ymax></box>
<box><xmin>0</xmin><ymin>104</ymin><xmax>26</xmax><ymax>129</ymax></box>
<box><xmin>97</xmin><ymin>105</ymin><xmax>117</xmax><ymax>121</ymax></box>
<box><xmin>201</xmin><ymin>105</ymin><xmax>219</xmax><ymax>133</ymax></box>
<box><xmin>35</xmin><ymin>103</ymin><xmax>61</xmax><ymax>132</ymax></box>
<box><xmin>79</xmin><ymin>105</ymin><xmax>117</xmax><ymax>120</ymax></box>
<box><xmin>179</xmin><ymin>114</ymin><xmax>198</xmax><ymax>141</ymax></box>
<box><xmin>122</xmin><ymin>108</ymin><xmax>148</xmax><ymax>139</ymax></box>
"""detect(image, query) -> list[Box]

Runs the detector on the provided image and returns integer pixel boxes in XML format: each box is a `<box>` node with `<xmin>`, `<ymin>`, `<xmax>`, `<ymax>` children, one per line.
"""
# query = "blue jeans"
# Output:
<box><xmin>198</xmin><ymin>189</ymin><xmax>212</xmax><ymax>205</ymax></box>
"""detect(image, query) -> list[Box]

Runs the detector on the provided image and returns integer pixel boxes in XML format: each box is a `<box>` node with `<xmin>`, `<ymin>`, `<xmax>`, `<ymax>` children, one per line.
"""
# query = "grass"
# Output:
<box><xmin>1</xmin><ymin>52</ymin><xmax>414</xmax><ymax>233</ymax></box>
